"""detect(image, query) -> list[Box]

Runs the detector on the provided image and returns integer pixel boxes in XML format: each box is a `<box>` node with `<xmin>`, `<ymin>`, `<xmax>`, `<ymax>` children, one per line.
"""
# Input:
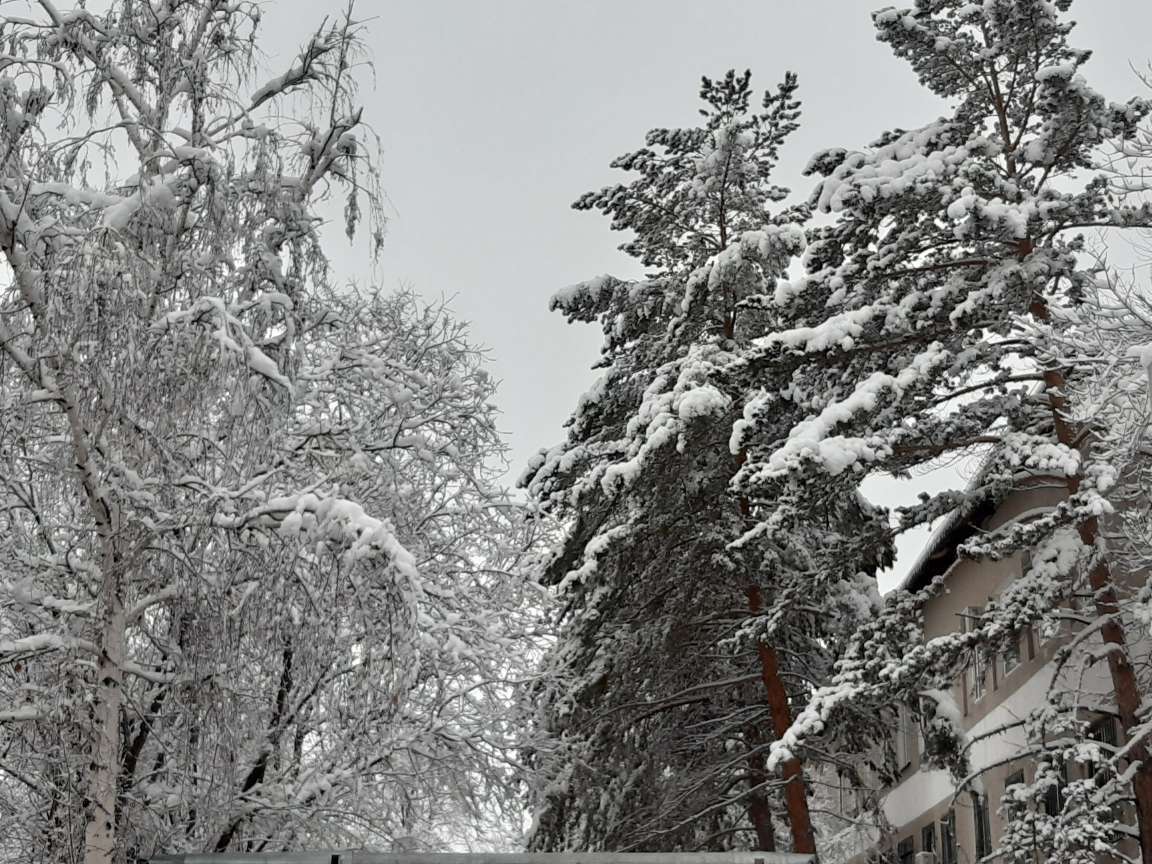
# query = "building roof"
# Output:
<box><xmin>895</xmin><ymin>446</ymin><xmax>1003</xmax><ymax>594</ymax></box>
<box><xmin>896</xmin><ymin>491</ymin><xmax>999</xmax><ymax>594</ymax></box>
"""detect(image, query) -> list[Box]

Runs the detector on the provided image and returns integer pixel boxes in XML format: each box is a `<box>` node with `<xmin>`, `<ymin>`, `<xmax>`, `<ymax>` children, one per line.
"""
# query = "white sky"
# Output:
<box><xmin>263</xmin><ymin>0</ymin><xmax>1152</xmax><ymax>587</ymax></box>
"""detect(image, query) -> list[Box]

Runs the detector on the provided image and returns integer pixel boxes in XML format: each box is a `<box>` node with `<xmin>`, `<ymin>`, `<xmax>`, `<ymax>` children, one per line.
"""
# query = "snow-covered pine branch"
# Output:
<box><xmin>724</xmin><ymin>2</ymin><xmax>1152</xmax><ymax>861</ymax></box>
<box><xmin>522</xmin><ymin>70</ymin><xmax>889</xmax><ymax>856</ymax></box>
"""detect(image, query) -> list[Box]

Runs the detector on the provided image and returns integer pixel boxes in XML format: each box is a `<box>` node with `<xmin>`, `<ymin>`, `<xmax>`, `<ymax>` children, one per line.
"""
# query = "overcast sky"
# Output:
<box><xmin>264</xmin><ymin>1</ymin><xmax>1152</xmax><ymax>585</ymax></box>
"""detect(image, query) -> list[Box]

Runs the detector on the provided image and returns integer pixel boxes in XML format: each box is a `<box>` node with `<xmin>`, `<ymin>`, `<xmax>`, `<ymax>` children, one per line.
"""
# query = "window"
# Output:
<box><xmin>1042</xmin><ymin>761</ymin><xmax>1069</xmax><ymax>816</ymax></box>
<box><xmin>963</xmin><ymin>606</ymin><xmax>988</xmax><ymax>701</ymax></box>
<box><xmin>1086</xmin><ymin>718</ymin><xmax>1122</xmax><ymax>819</ymax></box>
<box><xmin>1089</xmin><ymin>716</ymin><xmax>1119</xmax><ymax>748</ymax></box>
<box><xmin>897</xmin><ymin>836</ymin><xmax>915</xmax><ymax>864</ymax></box>
<box><xmin>1004</xmin><ymin>770</ymin><xmax>1025</xmax><ymax>799</ymax></box>
<box><xmin>894</xmin><ymin>704</ymin><xmax>918</xmax><ymax>773</ymax></box>
<box><xmin>1037</xmin><ymin>616</ymin><xmax>1058</xmax><ymax>645</ymax></box>
<box><xmin>1023</xmin><ymin>624</ymin><xmax>1037</xmax><ymax>660</ymax></box>
<box><xmin>999</xmin><ymin>769</ymin><xmax>1027</xmax><ymax>838</ymax></box>
<box><xmin>999</xmin><ymin>774</ymin><xmax>1027</xmax><ymax>829</ymax></box>
<box><xmin>940</xmin><ymin>809</ymin><xmax>958</xmax><ymax>864</ymax></box>
<box><xmin>1001</xmin><ymin>770</ymin><xmax>1027</xmax><ymax>833</ymax></box>
<box><xmin>1086</xmin><ymin>716</ymin><xmax>1118</xmax><ymax>780</ymax></box>
<box><xmin>921</xmin><ymin>821</ymin><xmax>937</xmax><ymax>856</ymax></box>
<box><xmin>972</xmin><ymin>792</ymin><xmax>993</xmax><ymax>859</ymax></box>
<box><xmin>1022</xmin><ymin>551</ymin><xmax>1060</xmax><ymax>646</ymax></box>
<box><xmin>1001</xmin><ymin>629</ymin><xmax>1021</xmax><ymax>676</ymax></box>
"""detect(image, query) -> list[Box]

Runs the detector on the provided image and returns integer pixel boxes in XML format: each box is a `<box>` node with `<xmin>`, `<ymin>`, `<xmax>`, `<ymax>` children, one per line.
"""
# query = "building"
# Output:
<box><xmin>828</xmin><ymin>468</ymin><xmax>1136</xmax><ymax>864</ymax></box>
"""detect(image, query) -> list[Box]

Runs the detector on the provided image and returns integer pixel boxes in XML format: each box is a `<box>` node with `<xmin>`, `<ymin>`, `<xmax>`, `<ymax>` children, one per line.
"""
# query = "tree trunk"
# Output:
<box><xmin>743</xmin><ymin>725</ymin><xmax>778</xmax><ymax>851</ymax></box>
<box><xmin>214</xmin><ymin>641</ymin><xmax>294</xmax><ymax>852</ymax></box>
<box><xmin>117</xmin><ymin>686</ymin><xmax>167</xmax><ymax>831</ymax></box>
<box><xmin>1028</xmin><ymin>279</ymin><xmax>1152</xmax><ymax>863</ymax></box>
<box><xmin>746</xmin><ymin>584</ymin><xmax>816</xmax><ymax>856</ymax></box>
<box><xmin>986</xmin><ymin>67</ymin><xmax>1152</xmax><ymax>856</ymax></box>
<box><xmin>84</xmin><ymin>554</ymin><xmax>125</xmax><ymax>864</ymax></box>
<box><xmin>731</xmin><ymin>403</ymin><xmax>815</xmax><ymax>856</ymax></box>
<box><xmin>728</xmin><ymin>292</ymin><xmax>814</xmax><ymax>855</ymax></box>
<box><xmin>746</xmin><ymin>784</ymin><xmax>778</xmax><ymax>852</ymax></box>
<box><xmin>54</xmin><ymin>366</ymin><xmax>126</xmax><ymax>864</ymax></box>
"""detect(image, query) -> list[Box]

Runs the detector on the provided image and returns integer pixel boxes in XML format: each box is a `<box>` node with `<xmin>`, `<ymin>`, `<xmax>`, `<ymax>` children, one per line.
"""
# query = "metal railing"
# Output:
<box><xmin>147</xmin><ymin>852</ymin><xmax>815</xmax><ymax>864</ymax></box>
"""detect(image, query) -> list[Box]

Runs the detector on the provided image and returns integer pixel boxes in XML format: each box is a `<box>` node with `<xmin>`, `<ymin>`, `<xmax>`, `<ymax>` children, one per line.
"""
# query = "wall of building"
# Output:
<box><xmin>831</xmin><ymin>476</ymin><xmax>1133</xmax><ymax>863</ymax></box>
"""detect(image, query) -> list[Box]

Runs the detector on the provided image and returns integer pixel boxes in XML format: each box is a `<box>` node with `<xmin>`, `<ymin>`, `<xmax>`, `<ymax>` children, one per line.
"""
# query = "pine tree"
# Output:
<box><xmin>523</xmin><ymin>70</ymin><xmax>889</xmax><ymax>854</ymax></box>
<box><xmin>722</xmin><ymin>1</ymin><xmax>1152</xmax><ymax>859</ymax></box>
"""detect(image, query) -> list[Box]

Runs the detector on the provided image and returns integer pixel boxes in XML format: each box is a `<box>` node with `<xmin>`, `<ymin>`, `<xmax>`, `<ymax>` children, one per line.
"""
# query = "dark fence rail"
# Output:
<box><xmin>148</xmin><ymin>852</ymin><xmax>815</xmax><ymax>864</ymax></box>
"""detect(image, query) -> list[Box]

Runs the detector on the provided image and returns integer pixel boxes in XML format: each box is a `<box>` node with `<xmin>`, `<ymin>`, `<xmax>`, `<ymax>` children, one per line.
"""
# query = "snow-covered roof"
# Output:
<box><xmin>896</xmin><ymin>452</ymin><xmax>1070</xmax><ymax>594</ymax></box>
<box><xmin>896</xmin><ymin>494</ymin><xmax>998</xmax><ymax>594</ymax></box>
<box><xmin>895</xmin><ymin>451</ymin><xmax>1000</xmax><ymax>594</ymax></box>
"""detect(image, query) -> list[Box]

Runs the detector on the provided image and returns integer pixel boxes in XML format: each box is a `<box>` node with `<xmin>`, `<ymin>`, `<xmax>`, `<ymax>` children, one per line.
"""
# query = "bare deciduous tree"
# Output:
<box><xmin>0</xmin><ymin>3</ymin><xmax>538</xmax><ymax>862</ymax></box>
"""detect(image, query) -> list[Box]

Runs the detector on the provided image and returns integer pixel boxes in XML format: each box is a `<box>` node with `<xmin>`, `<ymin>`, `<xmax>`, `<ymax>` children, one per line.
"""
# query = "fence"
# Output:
<box><xmin>147</xmin><ymin>852</ymin><xmax>815</xmax><ymax>864</ymax></box>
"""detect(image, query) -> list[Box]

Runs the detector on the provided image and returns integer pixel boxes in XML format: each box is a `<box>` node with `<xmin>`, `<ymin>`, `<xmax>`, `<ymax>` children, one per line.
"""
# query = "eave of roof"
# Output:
<box><xmin>896</xmin><ymin>491</ymin><xmax>999</xmax><ymax>593</ymax></box>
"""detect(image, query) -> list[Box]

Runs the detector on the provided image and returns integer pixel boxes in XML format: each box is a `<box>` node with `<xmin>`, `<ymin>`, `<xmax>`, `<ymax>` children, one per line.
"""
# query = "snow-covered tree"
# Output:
<box><xmin>719</xmin><ymin>1</ymin><xmax>1152</xmax><ymax>860</ymax></box>
<box><xmin>0</xmin><ymin>4</ymin><xmax>536</xmax><ymax>863</ymax></box>
<box><xmin>998</xmin><ymin>215</ymin><xmax>1152</xmax><ymax>864</ymax></box>
<box><xmin>522</xmin><ymin>70</ymin><xmax>890</xmax><ymax>855</ymax></box>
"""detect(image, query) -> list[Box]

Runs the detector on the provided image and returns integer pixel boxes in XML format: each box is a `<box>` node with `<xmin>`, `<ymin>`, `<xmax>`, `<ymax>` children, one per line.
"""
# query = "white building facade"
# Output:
<box><xmin>829</xmin><ymin>473</ymin><xmax>1136</xmax><ymax>864</ymax></box>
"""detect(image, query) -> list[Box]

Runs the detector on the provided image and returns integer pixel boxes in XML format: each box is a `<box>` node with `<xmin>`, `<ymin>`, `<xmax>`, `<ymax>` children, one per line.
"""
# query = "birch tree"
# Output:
<box><xmin>0</xmin><ymin>3</ymin><xmax>536</xmax><ymax>862</ymax></box>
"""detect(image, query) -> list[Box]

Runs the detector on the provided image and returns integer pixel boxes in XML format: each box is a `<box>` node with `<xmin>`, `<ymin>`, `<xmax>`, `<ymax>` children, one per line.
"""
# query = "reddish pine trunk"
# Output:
<box><xmin>743</xmin><ymin>725</ymin><xmax>778</xmax><ymax>851</ymax></box>
<box><xmin>1027</xmin><ymin>275</ymin><xmax>1152</xmax><ymax>863</ymax></box>
<box><xmin>746</xmin><ymin>787</ymin><xmax>778</xmax><ymax>852</ymax></box>
<box><xmin>730</xmin><ymin>387</ymin><xmax>815</xmax><ymax>855</ymax></box>
<box><xmin>991</xmin><ymin>60</ymin><xmax>1152</xmax><ymax>849</ymax></box>
<box><xmin>728</xmin><ymin>293</ymin><xmax>814</xmax><ymax>854</ymax></box>
<box><xmin>746</xmin><ymin>583</ymin><xmax>816</xmax><ymax>855</ymax></box>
